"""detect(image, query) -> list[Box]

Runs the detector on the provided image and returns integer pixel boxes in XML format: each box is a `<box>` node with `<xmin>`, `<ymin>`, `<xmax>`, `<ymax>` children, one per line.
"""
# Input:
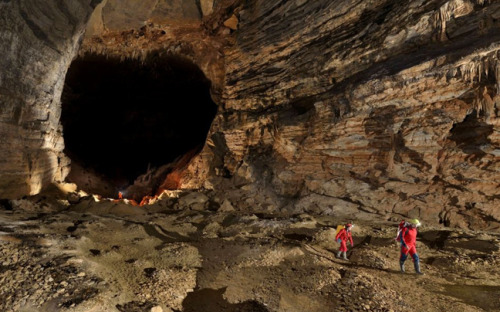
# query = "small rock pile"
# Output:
<box><xmin>328</xmin><ymin>270</ymin><xmax>409</xmax><ymax>312</ymax></box>
<box><xmin>0</xmin><ymin>237</ymin><xmax>98</xmax><ymax>312</ymax></box>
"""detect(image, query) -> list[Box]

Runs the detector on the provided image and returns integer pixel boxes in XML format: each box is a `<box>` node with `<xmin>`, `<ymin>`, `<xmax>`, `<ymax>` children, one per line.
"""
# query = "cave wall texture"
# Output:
<box><xmin>1</xmin><ymin>0</ymin><xmax>500</xmax><ymax>228</ymax></box>
<box><xmin>0</xmin><ymin>0</ymin><xmax>100</xmax><ymax>198</ymax></box>
<box><xmin>184</xmin><ymin>0</ymin><xmax>500</xmax><ymax>229</ymax></box>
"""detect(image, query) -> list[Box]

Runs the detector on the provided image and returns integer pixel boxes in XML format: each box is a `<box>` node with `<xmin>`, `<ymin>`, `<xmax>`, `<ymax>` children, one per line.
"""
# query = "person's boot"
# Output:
<box><xmin>414</xmin><ymin>260</ymin><xmax>424</xmax><ymax>275</ymax></box>
<box><xmin>336</xmin><ymin>251</ymin><xmax>342</xmax><ymax>258</ymax></box>
<box><xmin>342</xmin><ymin>251</ymin><xmax>348</xmax><ymax>260</ymax></box>
<box><xmin>400</xmin><ymin>259</ymin><xmax>405</xmax><ymax>273</ymax></box>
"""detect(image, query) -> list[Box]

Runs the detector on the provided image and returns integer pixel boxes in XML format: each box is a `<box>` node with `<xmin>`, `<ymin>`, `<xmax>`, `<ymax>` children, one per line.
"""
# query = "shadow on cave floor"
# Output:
<box><xmin>439</xmin><ymin>284</ymin><xmax>500</xmax><ymax>312</ymax></box>
<box><xmin>179</xmin><ymin>288</ymin><xmax>269</xmax><ymax>312</ymax></box>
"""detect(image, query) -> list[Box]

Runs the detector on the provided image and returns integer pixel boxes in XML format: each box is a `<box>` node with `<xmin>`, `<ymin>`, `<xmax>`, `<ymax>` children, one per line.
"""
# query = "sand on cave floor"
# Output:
<box><xmin>0</xmin><ymin>191</ymin><xmax>500</xmax><ymax>312</ymax></box>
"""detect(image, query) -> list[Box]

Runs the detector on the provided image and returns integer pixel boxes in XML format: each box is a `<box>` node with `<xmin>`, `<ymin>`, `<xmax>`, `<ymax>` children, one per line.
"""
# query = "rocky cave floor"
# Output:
<box><xmin>1</xmin><ymin>189</ymin><xmax>500</xmax><ymax>312</ymax></box>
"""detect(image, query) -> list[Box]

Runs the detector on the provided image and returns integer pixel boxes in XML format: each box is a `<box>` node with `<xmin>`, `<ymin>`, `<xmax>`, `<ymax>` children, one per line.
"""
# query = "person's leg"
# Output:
<box><xmin>410</xmin><ymin>247</ymin><xmax>423</xmax><ymax>274</ymax></box>
<box><xmin>338</xmin><ymin>241</ymin><xmax>347</xmax><ymax>259</ymax></box>
<box><xmin>342</xmin><ymin>251</ymin><xmax>348</xmax><ymax>260</ymax></box>
<box><xmin>400</xmin><ymin>246</ymin><xmax>409</xmax><ymax>273</ymax></box>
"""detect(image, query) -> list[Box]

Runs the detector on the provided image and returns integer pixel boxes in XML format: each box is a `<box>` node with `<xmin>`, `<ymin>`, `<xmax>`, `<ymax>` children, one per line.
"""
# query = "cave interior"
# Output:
<box><xmin>61</xmin><ymin>53</ymin><xmax>217</xmax><ymax>197</ymax></box>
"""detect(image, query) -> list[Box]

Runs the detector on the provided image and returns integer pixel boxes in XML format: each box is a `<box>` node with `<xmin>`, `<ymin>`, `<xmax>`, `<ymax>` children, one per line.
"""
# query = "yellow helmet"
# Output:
<box><xmin>408</xmin><ymin>219</ymin><xmax>421</xmax><ymax>227</ymax></box>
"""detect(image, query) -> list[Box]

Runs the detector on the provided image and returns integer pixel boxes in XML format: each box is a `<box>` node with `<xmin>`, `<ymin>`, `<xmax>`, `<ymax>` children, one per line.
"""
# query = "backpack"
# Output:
<box><xmin>395</xmin><ymin>220</ymin><xmax>406</xmax><ymax>242</ymax></box>
<box><xmin>335</xmin><ymin>225</ymin><xmax>345</xmax><ymax>243</ymax></box>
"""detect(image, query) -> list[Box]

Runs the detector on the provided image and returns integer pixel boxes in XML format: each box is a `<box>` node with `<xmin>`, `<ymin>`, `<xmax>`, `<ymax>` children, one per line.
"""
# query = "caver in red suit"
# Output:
<box><xmin>335</xmin><ymin>224</ymin><xmax>354</xmax><ymax>260</ymax></box>
<box><xmin>398</xmin><ymin>219</ymin><xmax>423</xmax><ymax>274</ymax></box>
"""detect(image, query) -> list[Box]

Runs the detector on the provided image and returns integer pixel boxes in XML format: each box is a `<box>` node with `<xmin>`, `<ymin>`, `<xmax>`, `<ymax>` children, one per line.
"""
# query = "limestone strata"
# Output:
<box><xmin>181</xmin><ymin>0</ymin><xmax>500</xmax><ymax>229</ymax></box>
<box><xmin>1</xmin><ymin>0</ymin><xmax>500</xmax><ymax>230</ymax></box>
<box><xmin>80</xmin><ymin>0</ymin><xmax>228</xmax><ymax>100</ymax></box>
<box><xmin>79</xmin><ymin>23</ymin><xmax>227</xmax><ymax>98</ymax></box>
<box><xmin>85</xmin><ymin>0</ymin><xmax>204</xmax><ymax>37</ymax></box>
<box><xmin>0</xmin><ymin>0</ymin><xmax>100</xmax><ymax>198</ymax></box>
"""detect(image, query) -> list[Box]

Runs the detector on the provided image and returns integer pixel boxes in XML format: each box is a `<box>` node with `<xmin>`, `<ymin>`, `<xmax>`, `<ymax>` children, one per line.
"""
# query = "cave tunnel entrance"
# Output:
<box><xmin>61</xmin><ymin>53</ymin><xmax>217</xmax><ymax>197</ymax></box>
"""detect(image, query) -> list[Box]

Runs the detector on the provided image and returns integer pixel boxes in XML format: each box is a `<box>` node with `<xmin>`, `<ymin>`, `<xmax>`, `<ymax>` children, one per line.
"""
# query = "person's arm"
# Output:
<box><xmin>349</xmin><ymin>233</ymin><xmax>354</xmax><ymax>246</ymax></box>
<box><xmin>335</xmin><ymin>229</ymin><xmax>342</xmax><ymax>241</ymax></box>
<box><xmin>401</xmin><ymin>229</ymin><xmax>408</xmax><ymax>247</ymax></box>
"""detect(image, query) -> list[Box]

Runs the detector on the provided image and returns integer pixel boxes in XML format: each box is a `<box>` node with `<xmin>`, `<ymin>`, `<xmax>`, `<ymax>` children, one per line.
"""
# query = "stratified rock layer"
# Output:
<box><xmin>182</xmin><ymin>0</ymin><xmax>500</xmax><ymax>229</ymax></box>
<box><xmin>0</xmin><ymin>0</ymin><xmax>100</xmax><ymax>198</ymax></box>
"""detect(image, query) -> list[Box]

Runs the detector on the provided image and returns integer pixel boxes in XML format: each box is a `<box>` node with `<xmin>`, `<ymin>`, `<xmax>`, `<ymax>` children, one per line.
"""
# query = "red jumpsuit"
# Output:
<box><xmin>335</xmin><ymin>228</ymin><xmax>353</xmax><ymax>252</ymax></box>
<box><xmin>400</xmin><ymin>227</ymin><xmax>418</xmax><ymax>260</ymax></box>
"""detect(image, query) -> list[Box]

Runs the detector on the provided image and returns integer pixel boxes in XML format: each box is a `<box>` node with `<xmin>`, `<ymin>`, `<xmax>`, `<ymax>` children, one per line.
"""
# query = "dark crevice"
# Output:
<box><xmin>180</xmin><ymin>287</ymin><xmax>269</xmax><ymax>312</ymax></box>
<box><xmin>61</xmin><ymin>53</ymin><xmax>217</xmax><ymax>195</ymax></box>
<box><xmin>449</xmin><ymin>111</ymin><xmax>493</xmax><ymax>155</ymax></box>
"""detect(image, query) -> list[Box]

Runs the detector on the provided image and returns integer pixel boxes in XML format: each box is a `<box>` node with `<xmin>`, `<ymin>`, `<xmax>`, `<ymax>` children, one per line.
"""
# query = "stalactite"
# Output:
<box><xmin>448</xmin><ymin>50</ymin><xmax>500</xmax><ymax>120</ymax></box>
<box><xmin>436</xmin><ymin>0</ymin><xmax>467</xmax><ymax>41</ymax></box>
<box><xmin>481</xmin><ymin>86</ymin><xmax>495</xmax><ymax>120</ymax></box>
<box><xmin>435</xmin><ymin>0</ymin><xmax>490</xmax><ymax>41</ymax></box>
<box><xmin>495</xmin><ymin>62</ymin><xmax>500</xmax><ymax>94</ymax></box>
<box><xmin>493</xmin><ymin>94</ymin><xmax>500</xmax><ymax>117</ymax></box>
<box><xmin>437</xmin><ymin>1</ymin><xmax>452</xmax><ymax>41</ymax></box>
<box><xmin>475</xmin><ymin>0</ymin><xmax>491</xmax><ymax>5</ymax></box>
<box><xmin>478</xmin><ymin>62</ymin><xmax>482</xmax><ymax>82</ymax></box>
<box><xmin>452</xmin><ymin>51</ymin><xmax>500</xmax><ymax>87</ymax></box>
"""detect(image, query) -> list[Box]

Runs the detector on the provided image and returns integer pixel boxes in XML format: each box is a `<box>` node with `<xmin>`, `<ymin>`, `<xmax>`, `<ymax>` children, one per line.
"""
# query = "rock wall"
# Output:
<box><xmin>85</xmin><ymin>0</ymin><xmax>203</xmax><ymax>37</ymax></box>
<box><xmin>0</xmin><ymin>0</ymin><xmax>100</xmax><ymax>198</ymax></box>
<box><xmin>1</xmin><ymin>0</ymin><xmax>499</xmax><ymax>229</ymax></box>
<box><xmin>182</xmin><ymin>0</ymin><xmax>500</xmax><ymax>229</ymax></box>
<box><xmin>80</xmin><ymin>0</ymin><xmax>226</xmax><ymax>98</ymax></box>
<box><xmin>0</xmin><ymin>0</ymin><xmax>220</xmax><ymax>199</ymax></box>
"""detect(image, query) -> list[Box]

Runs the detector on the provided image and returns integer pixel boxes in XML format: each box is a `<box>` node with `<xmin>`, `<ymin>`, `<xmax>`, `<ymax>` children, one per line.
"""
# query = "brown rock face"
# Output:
<box><xmin>182</xmin><ymin>0</ymin><xmax>500</xmax><ymax>229</ymax></box>
<box><xmin>1</xmin><ymin>0</ymin><xmax>499</xmax><ymax>229</ymax></box>
<box><xmin>0</xmin><ymin>0</ymin><xmax>99</xmax><ymax>198</ymax></box>
<box><xmin>85</xmin><ymin>0</ymin><xmax>203</xmax><ymax>37</ymax></box>
<box><xmin>0</xmin><ymin>0</ymin><xmax>223</xmax><ymax>199</ymax></box>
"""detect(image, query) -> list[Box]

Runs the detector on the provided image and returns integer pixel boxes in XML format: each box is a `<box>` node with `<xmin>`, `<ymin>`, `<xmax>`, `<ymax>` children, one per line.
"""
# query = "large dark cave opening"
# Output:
<box><xmin>61</xmin><ymin>53</ymin><xmax>217</xmax><ymax>196</ymax></box>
